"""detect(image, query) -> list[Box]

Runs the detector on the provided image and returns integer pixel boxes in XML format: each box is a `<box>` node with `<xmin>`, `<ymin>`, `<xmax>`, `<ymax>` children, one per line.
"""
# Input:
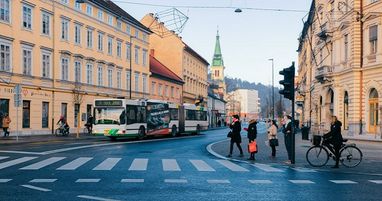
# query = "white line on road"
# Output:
<box><xmin>291</xmin><ymin>167</ymin><xmax>317</xmax><ymax>173</ymax></box>
<box><xmin>21</xmin><ymin>184</ymin><xmax>51</xmax><ymax>192</ymax></box>
<box><xmin>77</xmin><ymin>195</ymin><xmax>121</xmax><ymax>201</ymax></box>
<box><xmin>57</xmin><ymin>157</ymin><xmax>93</xmax><ymax>170</ymax></box>
<box><xmin>369</xmin><ymin>180</ymin><xmax>382</xmax><ymax>184</ymax></box>
<box><xmin>164</xmin><ymin>179</ymin><xmax>188</xmax><ymax>183</ymax></box>
<box><xmin>121</xmin><ymin>179</ymin><xmax>144</xmax><ymax>183</ymax></box>
<box><xmin>29</xmin><ymin>179</ymin><xmax>57</xmax><ymax>183</ymax></box>
<box><xmin>0</xmin><ymin>157</ymin><xmax>37</xmax><ymax>170</ymax></box>
<box><xmin>0</xmin><ymin>156</ymin><xmax>9</xmax><ymax>160</ymax></box>
<box><xmin>76</xmin><ymin>179</ymin><xmax>101</xmax><ymax>183</ymax></box>
<box><xmin>248</xmin><ymin>180</ymin><xmax>273</xmax><ymax>184</ymax></box>
<box><xmin>189</xmin><ymin>160</ymin><xmax>215</xmax><ymax>172</ymax></box>
<box><xmin>93</xmin><ymin>158</ymin><xmax>121</xmax><ymax>171</ymax></box>
<box><xmin>0</xmin><ymin>151</ymin><xmax>43</xmax><ymax>155</ymax></box>
<box><xmin>329</xmin><ymin>180</ymin><xmax>357</xmax><ymax>184</ymax></box>
<box><xmin>20</xmin><ymin>157</ymin><xmax>66</xmax><ymax>170</ymax></box>
<box><xmin>251</xmin><ymin>163</ymin><xmax>284</xmax><ymax>172</ymax></box>
<box><xmin>162</xmin><ymin>159</ymin><xmax>181</xmax><ymax>171</ymax></box>
<box><xmin>129</xmin><ymin>159</ymin><xmax>148</xmax><ymax>171</ymax></box>
<box><xmin>289</xmin><ymin>180</ymin><xmax>315</xmax><ymax>184</ymax></box>
<box><xmin>207</xmin><ymin>179</ymin><xmax>230</xmax><ymax>184</ymax></box>
<box><xmin>215</xmin><ymin>160</ymin><xmax>249</xmax><ymax>172</ymax></box>
<box><xmin>0</xmin><ymin>179</ymin><xmax>12</xmax><ymax>183</ymax></box>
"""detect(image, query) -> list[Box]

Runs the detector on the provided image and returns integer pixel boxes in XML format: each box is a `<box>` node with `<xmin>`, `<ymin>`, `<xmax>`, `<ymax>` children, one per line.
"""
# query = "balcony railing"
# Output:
<box><xmin>315</xmin><ymin>65</ymin><xmax>334</xmax><ymax>83</ymax></box>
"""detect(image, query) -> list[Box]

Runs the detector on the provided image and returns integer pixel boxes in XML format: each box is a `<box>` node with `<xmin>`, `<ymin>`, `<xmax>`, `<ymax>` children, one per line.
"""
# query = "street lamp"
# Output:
<box><xmin>269</xmin><ymin>58</ymin><xmax>274</xmax><ymax>120</ymax></box>
<box><xmin>129</xmin><ymin>35</ymin><xmax>135</xmax><ymax>99</ymax></box>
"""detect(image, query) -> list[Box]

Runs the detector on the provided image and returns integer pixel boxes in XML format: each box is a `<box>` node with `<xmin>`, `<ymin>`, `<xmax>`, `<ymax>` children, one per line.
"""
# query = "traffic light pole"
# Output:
<box><xmin>291</xmin><ymin>92</ymin><xmax>295</xmax><ymax>164</ymax></box>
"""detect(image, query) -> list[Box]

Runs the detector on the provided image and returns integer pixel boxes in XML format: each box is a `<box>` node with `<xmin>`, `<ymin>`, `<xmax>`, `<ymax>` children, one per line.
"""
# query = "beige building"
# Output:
<box><xmin>0</xmin><ymin>0</ymin><xmax>151</xmax><ymax>135</ymax></box>
<box><xmin>141</xmin><ymin>14</ymin><xmax>209</xmax><ymax>105</ymax></box>
<box><xmin>226</xmin><ymin>89</ymin><xmax>261</xmax><ymax>121</ymax></box>
<box><xmin>297</xmin><ymin>0</ymin><xmax>382</xmax><ymax>140</ymax></box>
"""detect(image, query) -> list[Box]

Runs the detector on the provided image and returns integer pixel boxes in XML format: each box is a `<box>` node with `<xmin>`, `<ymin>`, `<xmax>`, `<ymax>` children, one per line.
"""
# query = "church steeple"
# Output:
<box><xmin>212</xmin><ymin>30</ymin><xmax>224</xmax><ymax>67</ymax></box>
<box><xmin>210</xmin><ymin>29</ymin><xmax>226</xmax><ymax>97</ymax></box>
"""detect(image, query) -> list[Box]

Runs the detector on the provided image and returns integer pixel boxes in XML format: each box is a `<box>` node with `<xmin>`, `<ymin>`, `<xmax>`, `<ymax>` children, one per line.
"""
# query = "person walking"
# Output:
<box><xmin>227</xmin><ymin>115</ymin><xmax>243</xmax><ymax>158</ymax></box>
<box><xmin>246</xmin><ymin>119</ymin><xmax>257</xmax><ymax>160</ymax></box>
<box><xmin>283</xmin><ymin>115</ymin><xmax>293</xmax><ymax>164</ymax></box>
<box><xmin>323</xmin><ymin>116</ymin><xmax>343</xmax><ymax>168</ymax></box>
<box><xmin>268</xmin><ymin>120</ymin><xmax>278</xmax><ymax>157</ymax></box>
<box><xmin>2</xmin><ymin>114</ymin><xmax>11</xmax><ymax>137</ymax></box>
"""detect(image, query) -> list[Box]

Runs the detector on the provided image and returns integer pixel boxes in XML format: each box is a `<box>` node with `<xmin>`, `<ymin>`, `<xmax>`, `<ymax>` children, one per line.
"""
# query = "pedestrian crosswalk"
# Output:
<box><xmin>0</xmin><ymin>155</ymin><xmax>318</xmax><ymax>174</ymax></box>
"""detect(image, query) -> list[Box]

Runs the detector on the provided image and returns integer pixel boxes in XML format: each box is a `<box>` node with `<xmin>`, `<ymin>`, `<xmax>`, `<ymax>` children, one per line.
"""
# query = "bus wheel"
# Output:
<box><xmin>171</xmin><ymin>126</ymin><xmax>178</xmax><ymax>137</ymax></box>
<box><xmin>138</xmin><ymin>127</ymin><xmax>146</xmax><ymax>140</ymax></box>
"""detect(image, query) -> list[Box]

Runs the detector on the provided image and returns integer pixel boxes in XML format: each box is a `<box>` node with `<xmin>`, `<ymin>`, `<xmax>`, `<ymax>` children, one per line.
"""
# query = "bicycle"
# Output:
<box><xmin>306</xmin><ymin>136</ymin><xmax>363</xmax><ymax>168</ymax></box>
<box><xmin>54</xmin><ymin>125</ymin><xmax>70</xmax><ymax>136</ymax></box>
<box><xmin>83</xmin><ymin>124</ymin><xmax>92</xmax><ymax>135</ymax></box>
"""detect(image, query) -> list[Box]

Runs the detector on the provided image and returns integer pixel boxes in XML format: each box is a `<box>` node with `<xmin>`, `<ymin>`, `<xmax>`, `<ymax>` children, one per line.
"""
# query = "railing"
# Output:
<box><xmin>315</xmin><ymin>65</ymin><xmax>334</xmax><ymax>82</ymax></box>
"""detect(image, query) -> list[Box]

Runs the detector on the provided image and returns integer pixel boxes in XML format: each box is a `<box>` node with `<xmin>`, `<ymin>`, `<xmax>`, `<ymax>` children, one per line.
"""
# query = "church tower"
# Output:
<box><xmin>210</xmin><ymin>30</ymin><xmax>226</xmax><ymax>97</ymax></box>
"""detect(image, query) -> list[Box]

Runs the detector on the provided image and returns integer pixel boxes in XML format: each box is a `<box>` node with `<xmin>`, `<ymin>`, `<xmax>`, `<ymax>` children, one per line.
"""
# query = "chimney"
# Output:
<box><xmin>150</xmin><ymin>49</ymin><xmax>155</xmax><ymax>56</ymax></box>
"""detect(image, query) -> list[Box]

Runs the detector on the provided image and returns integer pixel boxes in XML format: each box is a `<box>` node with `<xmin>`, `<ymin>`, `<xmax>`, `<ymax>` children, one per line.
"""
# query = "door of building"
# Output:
<box><xmin>369</xmin><ymin>99</ymin><xmax>378</xmax><ymax>134</ymax></box>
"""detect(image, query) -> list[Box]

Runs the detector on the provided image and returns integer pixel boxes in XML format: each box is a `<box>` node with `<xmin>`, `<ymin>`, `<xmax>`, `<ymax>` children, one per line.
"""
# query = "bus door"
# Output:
<box><xmin>178</xmin><ymin>105</ymin><xmax>185</xmax><ymax>133</ymax></box>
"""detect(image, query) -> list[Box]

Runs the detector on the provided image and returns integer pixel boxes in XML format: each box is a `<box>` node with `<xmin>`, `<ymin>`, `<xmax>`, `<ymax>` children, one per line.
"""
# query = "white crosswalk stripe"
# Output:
<box><xmin>215</xmin><ymin>160</ymin><xmax>249</xmax><ymax>172</ymax></box>
<box><xmin>76</xmin><ymin>179</ymin><xmax>100</xmax><ymax>183</ymax></box>
<box><xmin>207</xmin><ymin>179</ymin><xmax>230</xmax><ymax>184</ymax></box>
<box><xmin>121</xmin><ymin>179</ymin><xmax>144</xmax><ymax>183</ymax></box>
<box><xmin>57</xmin><ymin>157</ymin><xmax>92</xmax><ymax>170</ymax></box>
<box><xmin>248</xmin><ymin>180</ymin><xmax>273</xmax><ymax>184</ymax></box>
<box><xmin>0</xmin><ymin>156</ymin><xmax>9</xmax><ymax>160</ymax></box>
<box><xmin>20</xmin><ymin>157</ymin><xmax>66</xmax><ymax>170</ymax></box>
<box><xmin>190</xmin><ymin>159</ymin><xmax>215</xmax><ymax>172</ymax></box>
<box><xmin>162</xmin><ymin>159</ymin><xmax>181</xmax><ymax>171</ymax></box>
<box><xmin>289</xmin><ymin>180</ymin><xmax>315</xmax><ymax>184</ymax></box>
<box><xmin>164</xmin><ymin>179</ymin><xmax>188</xmax><ymax>183</ymax></box>
<box><xmin>93</xmin><ymin>158</ymin><xmax>121</xmax><ymax>171</ymax></box>
<box><xmin>129</xmin><ymin>158</ymin><xmax>148</xmax><ymax>171</ymax></box>
<box><xmin>29</xmin><ymin>179</ymin><xmax>57</xmax><ymax>183</ymax></box>
<box><xmin>0</xmin><ymin>179</ymin><xmax>12</xmax><ymax>183</ymax></box>
<box><xmin>369</xmin><ymin>180</ymin><xmax>382</xmax><ymax>184</ymax></box>
<box><xmin>251</xmin><ymin>163</ymin><xmax>284</xmax><ymax>172</ymax></box>
<box><xmin>291</xmin><ymin>167</ymin><xmax>317</xmax><ymax>173</ymax></box>
<box><xmin>330</xmin><ymin>180</ymin><xmax>357</xmax><ymax>184</ymax></box>
<box><xmin>0</xmin><ymin>157</ymin><xmax>37</xmax><ymax>170</ymax></box>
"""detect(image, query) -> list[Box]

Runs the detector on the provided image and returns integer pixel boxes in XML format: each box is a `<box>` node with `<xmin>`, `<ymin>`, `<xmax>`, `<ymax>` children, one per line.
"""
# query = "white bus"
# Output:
<box><xmin>183</xmin><ymin>103</ymin><xmax>208</xmax><ymax>134</ymax></box>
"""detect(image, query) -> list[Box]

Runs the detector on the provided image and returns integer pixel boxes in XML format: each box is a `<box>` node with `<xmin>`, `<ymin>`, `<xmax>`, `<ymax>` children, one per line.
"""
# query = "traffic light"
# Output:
<box><xmin>279</xmin><ymin>62</ymin><xmax>295</xmax><ymax>100</ymax></box>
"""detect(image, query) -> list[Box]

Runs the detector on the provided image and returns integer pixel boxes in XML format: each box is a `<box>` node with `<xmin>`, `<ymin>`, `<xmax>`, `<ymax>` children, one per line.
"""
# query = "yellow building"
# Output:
<box><xmin>140</xmin><ymin>14</ymin><xmax>209</xmax><ymax>105</ymax></box>
<box><xmin>0</xmin><ymin>0</ymin><xmax>151</xmax><ymax>135</ymax></box>
<box><xmin>297</xmin><ymin>0</ymin><xmax>382</xmax><ymax>140</ymax></box>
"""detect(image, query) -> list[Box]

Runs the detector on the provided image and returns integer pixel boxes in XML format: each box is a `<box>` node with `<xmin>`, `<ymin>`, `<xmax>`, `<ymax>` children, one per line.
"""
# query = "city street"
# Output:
<box><xmin>1</xmin><ymin>124</ymin><xmax>382</xmax><ymax>201</ymax></box>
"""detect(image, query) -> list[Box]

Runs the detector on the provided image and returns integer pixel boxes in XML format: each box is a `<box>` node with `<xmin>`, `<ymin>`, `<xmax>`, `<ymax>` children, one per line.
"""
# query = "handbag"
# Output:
<box><xmin>227</xmin><ymin>131</ymin><xmax>233</xmax><ymax>138</ymax></box>
<box><xmin>269</xmin><ymin>138</ymin><xmax>279</xmax><ymax>146</ymax></box>
<box><xmin>248</xmin><ymin>141</ymin><xmax>257</xmax><ymax>153</ymax></box>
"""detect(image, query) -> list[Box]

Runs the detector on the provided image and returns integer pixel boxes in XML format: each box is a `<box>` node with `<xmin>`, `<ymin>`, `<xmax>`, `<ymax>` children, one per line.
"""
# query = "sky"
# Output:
<box><xmin>115</xmin><ymin>0</ymin><xmax>312</xmax><ymax>86</ymax></box>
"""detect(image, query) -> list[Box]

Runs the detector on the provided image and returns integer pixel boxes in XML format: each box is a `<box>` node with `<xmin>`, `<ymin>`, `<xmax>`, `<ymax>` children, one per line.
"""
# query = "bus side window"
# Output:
<box><xmin>119</xmin><ymin>109</ymin><xmax>126</xmax><ymax>124</ymax></box>
<box><xmin>137</xmin><ymin>106</ymin><xmax>146</xmax><ymax>123</ymax></box>
<box><xmin>127</xmin><ymin>106</ymin><xmax>137</xmax><ymax>124</ymax></box>
<box><xmin>186</xmin><ymin>110</ymin><xmax>196</xmax><ymax>120</ymax></box>
<box><xmin>170</xmin><ymin>109</ymin><xmax>179</xmax><ymax>120</ymax></box>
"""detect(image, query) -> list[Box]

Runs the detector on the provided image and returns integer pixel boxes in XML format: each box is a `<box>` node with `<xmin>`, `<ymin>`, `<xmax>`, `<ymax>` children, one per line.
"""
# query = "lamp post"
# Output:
<box><xmin>129</xmin><ymin>35</ymin><xmax>135</xmax><ymax>99</ymax></box>
<box><xmin>269</xmin><ymin>58</ymin><xmax>274</xmax><ymax>120</ymax></box>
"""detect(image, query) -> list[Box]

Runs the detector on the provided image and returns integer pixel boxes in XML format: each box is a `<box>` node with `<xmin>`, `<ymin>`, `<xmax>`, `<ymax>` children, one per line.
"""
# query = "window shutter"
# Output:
<box><xmin>369</xmin><ymin>25</ymin><xmax>378</xmax><ymax>41</ymax></box>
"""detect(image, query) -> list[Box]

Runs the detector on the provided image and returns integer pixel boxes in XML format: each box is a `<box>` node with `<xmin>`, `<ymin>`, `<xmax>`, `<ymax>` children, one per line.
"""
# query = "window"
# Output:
<box><xmin>61</xmin><ymin>0</ymin><xmax>68</xmax><ymax>4</ymax></box>
<box><xmin>22</xmin><ymin>4</ymin><xmax>32</xmax><ymax>30</ymax></box>
<box><xmin>97</xmin><ymin>65</ymin><xmax>103</xmax><ymax>86</ymax></box>
<box><xmin>41</xmin><ymin>51</ymin><xmax>51</xmax><ymax>78</ymax></box>
<box><xmin>86</xmin><ymin>4</ymin><xmax>92</xmax><ymax>16</ymax></box>
<box><xmin>117</xmin><ymin>70</ymin><xmax>121</xmax><ymax>89</ymax></box>
<box><xmin>142</xmin><ymin>33</ymin><xmax>147</xmax><ymax>42</ymax></box>
<box><xmin>164</xmin><ymin>85</ymin><xmax>168</xmax><ymax>97</ymax></box>
<box><xmin>107</xmin><ymin>37</ymin><xmax>113</xmax><ymax>55</ymax></box>
<box><xmin>41</xmin><ymin>12</ymin><xmax>50</xmax><ymax>35</ymax></box>
<box><xmin>126</xmin><ymin>43</ymin><xmax>131</xmax><ymax>60</ymax></box>
<box><xmin>98</xmin><ymin>32</ymin><xmax>103</xmax><ymax>51</ymax></box>
<box><xmin>117</xmin><ymin>41</ymin><xmax>122</xmax><ymax>57</ymax></box>
<box><xmin>74</xmin><ymin>104</ymin><xmax>80</xmax><ymax>127</ymax></box>
<box><xmin>142</xmin><ymin>74</ymin><xmax>147</xmax><ymax>93</ymax></box>
<box><xmin>74</xmin><ymin>61</ymin><xmax>81</xmax><ymax>83</ymax></box>
<box><xmin>151</xmin><ymin>82</ymin><xmax>156</xmax><ymax>95</ymax></box>
<box><xmin>171</xmin><ymin>86</ymin><xmax>174</xmax><ymax>98</ymax></box>
<box><xmin>134</xmin><ymin>46</ymin><xmax>139</xmax><ymax>64</ymax></box>
<box><xmin>370</xmin><ymin>25</ymin><xmax>378</xmax><ymax>54</ymax></box>
<box><xmin>0</xmin><ymin>99</ymin><xmax>9</xmax><ymax>128</ymax></box>
<box><xmin>97</xmin><ymin>10</ymin><xmax>103</xmax><ymax>21</ymax></box>
<box><xmin>0</xmin><ymin>41</ymin><xmax>11</xmax><ymax>72</ymax></box>
<box><xmin>22</xmin><ymin>100</ymin><xmax>30</xmax><ymax>128</ymax></box>
<box><xmin>135</xmin><ymin>72</ymin><xmax>139</xmax><ymax>91</ymax></box>
<box><xmin>142</xmin><ymin>49</ymin><xmax>147</xmax><ymax>66</ymax></box>
<box><xmin>126</xmin><ymin>71</ymin><xmax>131</xmax><ymax>91</ymax></box>
<box><xmin>87</xmin><ymin>29</ymin><xmax>93</xmax><ymax>48</ymax></box>
<box><xmin>61</xmin><ymin>57</ymin><xmax>69</xmax><ymax>80</ymax></box>
<box><xmin>126</xmin><ymin>24</ymin><xmax>131</xmax><ymax>34</ymax></box>
<box><xmin>61</xmin><ymin>18</ymin><xmax>69</xmax><ymax>41</ymax></box>
<box><xmin>371</xmin><ymin>0</ymin><xmax>379</xmax><ymax>4</ymax></box>
<box><xmin>176</xmin><ymin>88</ymin><xmax>179</xmax><ymax>98</ymax></box>
<box><xmin>135</xmin><ymin>29</ymin><xmax>139</xmax><ymax>38</ymax></box>
<box><xmin>344</xmin><ymin>34</ymin><xmax>348</xmax><ymax>61</ymax></box>
<box><xmin>86</xmin><ymin>63</ymin><xmax>93</xmax><ymax>84</ymax></box>
<box><xmin>75</xmin><ymin>24</ymin><xmax>81</xmax><ymax>44</ymax></box>
<box><xmin>107</xmin><ymin>68</ymin><xmax>113</xmax><ymax>87</ymax></box>
<box><xmin>117</xmin><ymin>20</ymin><xmax>122</xmax><ymax>29</ymax></box>
<box><xmin>42</xmin><ymin>102</ymin><xmax>49</xmax><ymax>128</ymax></box>
<box><xmin>170</xmin><ymin>108</ymin><xmax>179</xmax><ymax>120</ymax></box>
<box><xmin>186</xmin><ymin>110</ymin><xmax>196</xmax><ymax>120</ymax></box>
<box><xmin>158</xmin><ymin>84</ymin><xmax>162</xmax><ymax>96</ymax></box>
<box><xmin>22</xmin><ymin>46</ymin><xmax>32</xmax><ymax>75</ymax></box>
<box><xmin>74</xmin><ymin>2</ymin><xmax>81</xmax><ymax>10</ymax></box>
<box><xmin>61</xmin><ymin>103</ymin><xmax>67</xmax><ymax>120</ymax></box>
<box><xmin>0</xmin><ymin>0</ymin><xmax>10</xmax><ymax>23</ymax></box>
<box><xmin>107</xmin><ymin>14</ymin><xmax>112</xmax><ymax>25</ymax></box>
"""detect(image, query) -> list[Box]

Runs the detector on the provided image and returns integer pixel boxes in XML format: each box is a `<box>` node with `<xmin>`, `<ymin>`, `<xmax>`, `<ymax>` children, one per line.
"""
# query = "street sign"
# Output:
<box><xmin>14</xmin><ymin>84</ymin><xmax>22</xmax><ymax>95</ymax></box>
<box><xmin>14</xmin><ymin>94</ymin><xmax>22</xmax><ymax>107</ymax></box>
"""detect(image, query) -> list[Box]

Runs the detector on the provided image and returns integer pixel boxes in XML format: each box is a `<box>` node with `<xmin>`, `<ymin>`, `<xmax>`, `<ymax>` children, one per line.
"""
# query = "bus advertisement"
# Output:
<box><xmin>146</xmin><ymin>102</ymin><xmax>170</xmax><ymax>135</ymax></box>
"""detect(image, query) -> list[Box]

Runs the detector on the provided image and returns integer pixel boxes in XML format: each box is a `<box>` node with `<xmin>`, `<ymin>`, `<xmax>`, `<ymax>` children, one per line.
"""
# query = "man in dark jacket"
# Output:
<box><xmin>246</xmin><ymin>119</ymin><xmax>257</xmax><ymax>160</ymax></box>
<box><xmin>227</xmin><ymin>115</ymin><xmax>243</xmax><ymax>157</ymax></box>
<box><xmin>324</xmin><ymin>116</ymin><xmax>343</xmax><ymax>168</ymax></box>
<box><xmin>283</xmin><ymin>115</ymin><xmax>293</xmax><ymax>164</ymax></box>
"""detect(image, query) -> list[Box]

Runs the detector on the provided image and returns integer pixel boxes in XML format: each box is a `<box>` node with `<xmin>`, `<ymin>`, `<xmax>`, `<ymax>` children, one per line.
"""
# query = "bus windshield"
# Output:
<box><xmin>94</xmin><ymin>107</ymin><xmax>126</xmax><ymax>125</ymax></box>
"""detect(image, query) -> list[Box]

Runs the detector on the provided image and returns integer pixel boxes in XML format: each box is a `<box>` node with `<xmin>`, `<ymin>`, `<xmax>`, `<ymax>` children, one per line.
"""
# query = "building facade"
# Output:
<box><xmin>0</xmin><ymin>0</ymin><xmax>151</xmax><ymax>135</ymax></box>
<box><xmin>207</xmin><ymin>92</ymin><xmax>226</xmax><ymax>128</ymax></box>
<box><xmin>226</xmin><ymin>89</ymin><xmax>261</xmax><ymax>122</ymax></box>
<box><xmin>296</xmin><ymin>0</ymin><xmax>382</xmax><ymax>139</ymax></box>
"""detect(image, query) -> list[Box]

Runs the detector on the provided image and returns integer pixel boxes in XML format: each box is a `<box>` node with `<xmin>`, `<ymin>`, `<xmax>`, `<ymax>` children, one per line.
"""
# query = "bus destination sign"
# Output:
<box><xmin>95</xmin><ymin>100</ymin><xmax>123</xmax><ymax>107</ymax></box>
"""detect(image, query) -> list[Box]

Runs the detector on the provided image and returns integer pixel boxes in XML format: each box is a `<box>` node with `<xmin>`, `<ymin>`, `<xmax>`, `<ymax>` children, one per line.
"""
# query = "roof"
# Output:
<box><xmin>90</xmin><ymin>0</ymin><xmax>151</xmax><ymax>33</ymax></box>
<box><xmin>184</xmin><ymin>44</ymin><xmax>210</xmax><ymax>66</ymax></box>
<box><xmin>150</xmin><ymin>55</ymin><xmax>184</xmax><ymax>85</ymax></box>
<box><xmin>297</xmin><ymin>0</ymin><xmax>315</xmax><ymax>52</ymax></box>
<box><xmin>212</xmin><ymin>30</ymin><xmax>224</xmax><ymax>66</ymax></box>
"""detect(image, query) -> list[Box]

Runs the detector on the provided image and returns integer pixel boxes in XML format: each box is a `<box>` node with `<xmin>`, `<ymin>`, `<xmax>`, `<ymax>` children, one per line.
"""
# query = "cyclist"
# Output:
<box><xmin>323</xmin><ymin>115</ymin><xmax>343</xmax><ymax>168</ymax></box>
<box><xmin>57</xmin><ymin>115</ymin><xmax>69</xmax><ymax>135</ymax></box>
<box><xmin>85</xmin><ymin>114</ymin><xmax>93</xmax><ymax>134</ymax></box>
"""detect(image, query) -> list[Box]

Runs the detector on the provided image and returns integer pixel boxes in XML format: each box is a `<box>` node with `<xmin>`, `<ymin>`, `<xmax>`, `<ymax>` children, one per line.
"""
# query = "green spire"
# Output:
<box><xmin>212</xmin><ymin>30</ymin><xmax>224</xmax><ymax>66</ymax></box>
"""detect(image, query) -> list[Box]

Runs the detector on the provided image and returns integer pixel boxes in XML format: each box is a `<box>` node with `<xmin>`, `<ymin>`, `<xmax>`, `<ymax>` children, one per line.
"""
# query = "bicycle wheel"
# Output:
<box><xmin>306</xmin><ymin>146</ymin><xmax>329</xmax><ymax>167</ymax></box>
<box><xmin>340</xmin><ymin>145</ymin><xmax>363</xmax><ymax>168</ymax></box>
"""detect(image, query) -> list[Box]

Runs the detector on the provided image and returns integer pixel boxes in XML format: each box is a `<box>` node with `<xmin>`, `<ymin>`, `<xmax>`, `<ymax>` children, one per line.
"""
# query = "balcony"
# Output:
<box><xmin>315</xmin><ymin>65</ymin><xmax>334</xmax><ymax>83</ymax></box>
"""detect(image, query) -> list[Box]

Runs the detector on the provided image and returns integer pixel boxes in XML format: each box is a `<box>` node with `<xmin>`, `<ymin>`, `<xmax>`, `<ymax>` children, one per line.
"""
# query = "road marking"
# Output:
<box><xmin>0</xmin><ymin>151</ymin><xmax>43</xmax><ymax>155</ymax></box>
<box><xmin>57</xmin><ymin>157</ymin><xmax>92</xmax><ymax>170</ymax></box>
<box><xmin>164</xmin><ymin>179</ymin><xmax>188</xmax><ymax>183</ymax></box>
<box><xmin>93</xmin><ymin>158</ymin><xmax>121</xmax><ymax>170</ymax></box>
<box><xmin>0</xmin><ymin>156</ymin><xmax>9</xmax><ymax>160</ymax></box>
<box><xmin>248</xmin><ymin>180</ymin><xmax>273</xmax><ymax>184</ymax></box>
<box><xmin>0</xmin><ymin>157</ymin><xmax>37</xmax><ymax>170</ymax></box>
<box><xmin>251</xmin><ymin>163</ymin><xmax>284</xmax><ymax>172</ymax></box>
<box><xmin>21</xmin><ymin>184</ymin><xmax>51</xmax><ymax>192</ymax></box>
<box><xmin>289</xmin><ymin>180</ymin><xmax>315</xmax><ymax>184</ymax></box>
<box><xmin>369</xmin><ymin>180</ymin><xmax>382</xmax><ymax>184</ymax></box>
<box><xmin>77</xmin><ymin>195</ymin><xmax>121</xmax><ymax>201</ymax></box>
<box><xmin>330</xmin><ymin>180</ymin><xmax>357</xmax><ymax>184</ymax></box>
<box><xmin>76</xmin><ymin>179</ymin><xmax>100</xmax><ymax>183</ymax></box>
<box><xmin>207</xmin><ymin>179</ymin><xmax>230</xmax><ymax>184</ymax></box>
<box><xmin>0</xmin><ymin>179</ymin><xmax>12</xmax><ymax>183</ymax></box>
<box><xmin>189</xmin><ymin>160</ymin><xmax>215</xmax><ymax>172</ymax></box>
<box><xmin>29</xmin><ymin>179</ymin><xmax>57</xmax><ymax>183</ymax></box>
<box><xmin>162</xmin><ymin>159</ymin><xmax>181</xmax><ymax>171</ymax></box>
<box><xmin>121</xmin><ymin>179</ymin><xmax>144</xmax><ymax>183</ymax></box>
<box><xmin>129</xmin><ymin>158</ymin><xmax>148</xmax><ymax>171</ymax></box>
<box><xmin>20</xmin><ymin>157</ymin><xmax>66</xmax><ymax>170</ymax></box>
<box><xmin>291</xmin><ymin>167</ymin><xmax>317</xmax><ymax>173</ymax></box>
<box><xmin>215</xmin><ymin>160</ymin><xmax>249</xmax><ymax>172</ymax></box>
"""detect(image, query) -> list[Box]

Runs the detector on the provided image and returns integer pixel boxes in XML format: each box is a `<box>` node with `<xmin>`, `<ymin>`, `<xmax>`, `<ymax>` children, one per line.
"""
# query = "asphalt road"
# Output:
<box><xmin>0</xmin><ymin>125</ymin><xmax>381</xmax><ymax>201</ymax></box>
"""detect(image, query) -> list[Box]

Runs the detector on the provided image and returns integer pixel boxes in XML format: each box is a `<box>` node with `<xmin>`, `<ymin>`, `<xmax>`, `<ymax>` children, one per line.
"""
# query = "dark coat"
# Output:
<box><xmin>283</xmin><ymin>121</ymin><xmax>292</xmax><ymax>136</ymax></box>
<box><xmin>229</xmin><ymin>121</ymin><xmax>242</xmax><ymax>143</ymax></box>
<box><xmin>247</xmin><ymin>122</ymin><xmax>257</xmax><ymax>141</ymax></box>
<box><xmin>324</xmin><ymin>120</ymin><xmax>343</xmax><ymax>146</ymax></box>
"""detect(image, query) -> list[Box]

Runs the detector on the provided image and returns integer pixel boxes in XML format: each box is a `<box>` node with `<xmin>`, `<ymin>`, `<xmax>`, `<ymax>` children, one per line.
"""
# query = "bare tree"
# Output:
<box><xmin>72</xmin><ymin>82</ymin><xmax>84</xmax><ymax>138</ymax></box>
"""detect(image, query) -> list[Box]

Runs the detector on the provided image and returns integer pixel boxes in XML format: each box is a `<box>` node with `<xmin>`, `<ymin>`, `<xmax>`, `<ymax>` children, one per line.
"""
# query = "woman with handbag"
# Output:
<box><xmin>227</xmin><ymin>115</ymin><xmax>243</xmax><ymax>158</ymax></box>
<box><xmin>268</xmin><ymin>120</ymin><xmax>279</xmax><ymax>157</ymax></box>
<box><xmin>246</xmin><ymin>119</ymin><xmax>257</xmax><ymax>160</ymax></box>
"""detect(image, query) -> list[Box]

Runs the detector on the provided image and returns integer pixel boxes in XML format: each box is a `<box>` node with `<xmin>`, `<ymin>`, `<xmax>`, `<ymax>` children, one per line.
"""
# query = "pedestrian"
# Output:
<box><xmin>2</xmin><ymin>113</ymin><xmax>11</xmax><ymax>137</ymax></box>
<box><xmin>227</xmin><ymin>114</ymin><xmax>243</xmax><ymax>158</ymax></box>
<box><xmin>323</xmin><ymin>116</ymin><xmax>343</xmax><ymax>168</ymax></box>
<box><xmin>246</xmin><ymin>119</ymin><xmax>257</xmax><ymax>160</ymax></box>
<box><xmin>268</xmin><ymin>120</ymin><xmax>278</xmax><ymax>157</ymax></box>
<box><xmin>283</xmin><ymin>115</ymin><xmax>293</xmax><ymax>164</ymax></box>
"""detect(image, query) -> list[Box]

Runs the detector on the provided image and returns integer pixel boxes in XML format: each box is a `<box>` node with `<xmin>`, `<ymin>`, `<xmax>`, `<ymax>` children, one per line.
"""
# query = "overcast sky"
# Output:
<box><xmin>116</xmin><ymin>0</ymin><xmax>312</xmax><ymax>86</ymax></box>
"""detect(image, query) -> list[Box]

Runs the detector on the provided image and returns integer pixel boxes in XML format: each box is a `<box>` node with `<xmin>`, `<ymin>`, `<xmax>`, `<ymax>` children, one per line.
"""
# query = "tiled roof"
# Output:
<box><xmin>150</xmin><ymin>55</ymin><xmax>184</xmax><ymax>84</ymax></box>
